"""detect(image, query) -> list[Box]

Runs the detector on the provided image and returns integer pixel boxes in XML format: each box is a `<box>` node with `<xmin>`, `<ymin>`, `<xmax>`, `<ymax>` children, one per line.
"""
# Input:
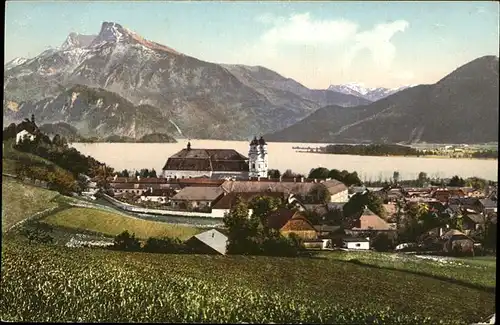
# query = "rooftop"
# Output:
<box><xmin>171</xmin><ymin>186</ymin><xmax>225</xmax><ymax>201</ymax></box>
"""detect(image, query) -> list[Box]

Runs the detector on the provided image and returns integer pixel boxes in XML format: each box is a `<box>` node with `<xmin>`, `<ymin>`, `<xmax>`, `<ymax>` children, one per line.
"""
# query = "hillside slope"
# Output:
<box><xmin>4</xmin><ymin>22</ymin><xmax>368</xmax><ymax>140</ymax></box>
<box><xmin>266</xmin><ymin>56</ymin><xmax>499</xmax><ymax>144</ymax></box>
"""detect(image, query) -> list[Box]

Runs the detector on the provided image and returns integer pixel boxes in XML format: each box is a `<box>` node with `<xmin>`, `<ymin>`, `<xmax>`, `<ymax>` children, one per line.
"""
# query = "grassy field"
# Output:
<box><xmin>41</xmin><ymin>207</ymin><xmax>201</xmax><ymax>240</ymax></box>
<box><xmin>316</xmin><ymin>250</ymin><xmax>496</xmax><ymax>289</ymax></box>
<box><xmin>1</xmin><ymin>176</ymin><xmax>60</xmax><ymax>232</ymax></box>
<box><xmin>0</xmin><ymin>240</ymin><xmax>495</xmax><ymax>324</ymax></box>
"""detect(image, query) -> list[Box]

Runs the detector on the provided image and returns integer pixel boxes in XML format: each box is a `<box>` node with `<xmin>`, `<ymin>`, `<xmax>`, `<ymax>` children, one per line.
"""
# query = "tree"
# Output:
<box><xmin>223</xmin><ymin>197</ymin><xmax>257</xmax><ymax>254</ymax></box>
<box><xmin>328</xmin><ymin>169</ymin><xmax>342</xmax><ymax>181</ymax></box>
<box><xmin>308</xmin><ymin>167</ymin><xmax>330</xmax><ymax>180</ymax></box>
<box><xmin>52</xmin><ymin>134</ymin><xmax>62</xmax><ymax>147</ymax></box>
<box><xmin>448</xmin><ymin>175</ymin><xmax>465</xmax><ymax>187</ymax></box>
<box><xmin>344</xmin><ymin>172</ymin><xmax>362</xmax><ymax>186</ymax></box>
<box><xmin>268</xmin><ymin>169</ymin><xmax>281</xmax><ymax>179</ymax></box>
<box><xmin>466</xmin><ymin>177</ymin><xmax>487</xmax><ymax>190</ymax></box>
<box><xmin>342</xmin><ymin>191</ymin><xmax>386</xmax><ymax>221</ymax></box>
<box><xmin>143</xmin><ymin>237</ymin><xmax>184</xmax><ymax>254</ymax></box>
<box><xmin>112</xmin><ymin>231</ymin><xmax>141</xmax><ymax>251</ymax></box>
<box><xmin>308</xmin><ymin>184</ymin><xmax>331</xmax><ymax>204</ymax></box>
<box><xmin>3</xmin><ymin>123</ymin><xmax>17</xmax><ymax>140</ymax></box>
<box><xmin>416</xmin><ymin>172</ymin><xmax>428</xmax><ymax>187</ymax></box>
<box><xmin>282</xmin><ymin>169</ymin><xmax>296</xmax><ymax>178</ymax></box>
<box><xmin>149</xmin><ymin>169</ymin><xmax>157</xmax><ymax>178</ymax></box>
<box><xmin>372</xmin><ymin>232</ymin><xmax>395</xmax><ymax>252</ymax></box>
<box><xmin>393</xmin><ymin>171</ymin><xmax>400</xmax><ymax>184</ymax></box>
<box><xmin>366</xmin><ymin>192</ymin><xmax>386</xmax><ymax>219</ymax></box>
<box><xmin>248</xmin><ymin>195</ymin><xmax>282</xmax><ymax>228</ymax></box>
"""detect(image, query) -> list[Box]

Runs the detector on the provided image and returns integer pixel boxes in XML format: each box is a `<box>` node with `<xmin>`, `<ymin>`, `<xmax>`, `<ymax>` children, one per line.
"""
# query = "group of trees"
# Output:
<box><xmin>307</xmin><ymin>167</ymin><xmax>362</xmax><ymax>187</ymax></box>
<box><xmin>267</xmin><ymin>169</ymin><xmax>306</xmax><ymax>179</ymax></box>
<box><xmin>223</xmin><ymin>196</ymin><xmax>305</xmax><ymax>256</ymax></box>
<box><xmin>471</xmin><ymin>150</ymin><xmax>498</xmax><ymax>159</ymax></box>
<box><xmin>111</xmin><ymin>231</ymin><xmax>189</xmax><ymax>253</ymax></box>
<box><xmin>116</xmin><ymin>168</ymin><xmax>158</xmax><ymax>178</ymax></box>
<box><xmin>322</xmin><ymin>144</ymin><xmax>423</xmax><ymax>157</ymax></box>
<box><xmin>342</xmin><ymin>191</ymin><xmax>387</xmax><ymax>221</ymax></box>
<box><xmin>16</xmin><ymin>133</ymin><xmax>111</xmax><ymax>179</ymax></box>
<box><xmin>15</xmin><ymin>160</ymin><xmax>79</xmax><ymax>195</ymax></box>
<box><xmin>11</xmin><ymin>124</ymin><xmax>113</xmax><ymax>194</ymax></box>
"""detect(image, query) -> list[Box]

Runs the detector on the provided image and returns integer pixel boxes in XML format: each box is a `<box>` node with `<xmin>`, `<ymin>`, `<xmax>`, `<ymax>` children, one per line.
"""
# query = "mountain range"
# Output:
<box><xmin>4</xmin><ymin>21</ymin><xmax>497</xmax><ymax>144</ymax></box>
<box><xmin>265</xmin><ymin>56</ymin><xmax>499</xmax><ymax>144</ymax></box>
<box><xmin>3</xmin><ymin>22</ymin><xmax>370</xmax><ymax>140</ymax></box>
<box><xmin>327</xmin><ymin>83</ymin><xmax>415</xmax><ymax>102</ymax></box>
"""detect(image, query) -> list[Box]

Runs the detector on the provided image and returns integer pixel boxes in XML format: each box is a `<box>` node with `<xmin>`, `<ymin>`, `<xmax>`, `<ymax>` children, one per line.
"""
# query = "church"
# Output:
<box><xmin>162</xmin><ymin>136</ymin><xmax>269</xmax><ymax>180</ymax></box>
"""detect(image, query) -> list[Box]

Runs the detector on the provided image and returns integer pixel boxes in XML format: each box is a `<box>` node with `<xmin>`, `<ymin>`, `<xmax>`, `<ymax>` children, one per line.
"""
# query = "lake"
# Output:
<box><xmin>71</xmin><ymin>140</ymin><xmax>498</xmax><ymax>181</ymax></box>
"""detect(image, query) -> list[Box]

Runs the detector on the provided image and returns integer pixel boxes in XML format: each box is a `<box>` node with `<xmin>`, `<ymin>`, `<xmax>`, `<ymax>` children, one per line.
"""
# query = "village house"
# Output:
<box><xmin>479</xmin><ymin>198</ymin><xmax>497</xmax><ymax>214</ymax></box>
<box><xmin>462</xmin><ymin>187</ymin><xmax>485</xmax><ymax>198</ymax></box>
<box><xmin>170</xmin><ymin>186</ymin><xmax>225</xmax><ymax>210</ymax></box>
<box><xmin>220</xmin><ymin>178</ymin><xmax>348</xmax><ymax>204</ymax></box>
<box><xmin>185</xmin><ymin>229</ymin><xmax>228</xmax><ymax>255</ymax></box>
<box><xmin>431</xmin><ymin>188</ymin><xmax>466</xmax><ymax>203</ymax></box>
<box><xmin>279</xmin><ymin>211</ymin><xmax>318</xmax><ymax>240</ymax></box>
<box><xmin>442</xmin><ymin>229</ymin><xmax>475</xmax><ymax>256</ymax></box>
<box><xmin>346</xmin><ymin>207</ymin><xmax>396</xmax><ymax>236</ymax></box>
<box><xmin>210</xmin><ymin>191</ymin><xmax>286</xmax><ymax>219</ymax></box>
<box><xmin>15</xmin><ymin>129</ymin><xmax>36</xmax><ymax>144</ymax></box>
<box><xmin>139</xmin><ymin>188</ymin><xmax>177</xmax><ymax>204</ymax></box>
<box><xmin>111</xmin><ymin>183</ymin><xmax>160</xmax><ymax>196</ymax></box>
<box><xmin>266</xmin><ymin>208</ymin><xmax>322</xmax><ymax>242</ymax></box>
<box><xmin>462</xmin><ymin>213</ymin><xmax>486</xmax><ymax>234</ymax></box>
<box><xmin>342</xmin><ymin>237</ymin><xmax>370</xmax><ymax>250</ymax></box>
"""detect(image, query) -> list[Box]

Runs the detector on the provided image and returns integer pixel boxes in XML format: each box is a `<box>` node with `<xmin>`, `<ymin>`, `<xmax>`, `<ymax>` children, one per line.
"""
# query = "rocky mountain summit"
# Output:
<box><xmin>4</xmin><ymin>21</ymin><xmax>370</xmax><ymax>140</ymax></box>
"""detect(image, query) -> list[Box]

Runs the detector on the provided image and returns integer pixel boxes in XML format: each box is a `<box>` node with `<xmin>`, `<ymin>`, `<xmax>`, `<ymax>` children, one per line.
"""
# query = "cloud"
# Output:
<box><xmin>344</xmin><ymin>20</ymin><xmax>409</xmax><ymax>70</ymax></box>
<box><xmin>259</xmin><ymin>13</ymin><xmax>359</xmax><ymax>45</ymax></box>
<box><xmin>232</xmin><ymin>13</ymin><xmax>411</xmax><ymax>88</ymax></box>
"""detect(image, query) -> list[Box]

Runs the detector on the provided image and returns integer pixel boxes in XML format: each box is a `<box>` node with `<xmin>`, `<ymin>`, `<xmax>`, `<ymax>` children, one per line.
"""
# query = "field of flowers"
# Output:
<box><xmin>317</xmin><ymin>250</ymin><xmax>496</xmax><ymax>289</ymax></box>
<box><xmin>1</xmin><ymin>240</ymin><xmax>495</xmax><ymax>323</ymax></box>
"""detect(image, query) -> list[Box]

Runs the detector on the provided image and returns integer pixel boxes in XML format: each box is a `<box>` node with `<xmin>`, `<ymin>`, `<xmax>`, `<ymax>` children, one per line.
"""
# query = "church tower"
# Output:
<box><xmin>248</xmin><ymin>136</ymin><xmax>268</xmax><ymax>178</ymax></box>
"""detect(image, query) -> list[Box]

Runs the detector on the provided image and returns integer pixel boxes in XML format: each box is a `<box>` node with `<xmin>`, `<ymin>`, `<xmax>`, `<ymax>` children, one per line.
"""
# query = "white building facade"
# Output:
<box><xmin>248</xmin><ymin>136</ymin><xmax>268</xmax><ymax>178</ymax></box>
<box><xmin>16</xmin><ymin>130</ymin><xmax>36</xmax><ymax>144</ymax></box>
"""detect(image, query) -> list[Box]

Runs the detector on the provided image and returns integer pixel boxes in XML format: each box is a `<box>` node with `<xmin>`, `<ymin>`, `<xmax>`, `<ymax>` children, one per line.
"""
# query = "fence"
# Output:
<box><xmin>6</xmin><ymin>204</ymin><xmax>67</xmax><ymax>233</ymax></box>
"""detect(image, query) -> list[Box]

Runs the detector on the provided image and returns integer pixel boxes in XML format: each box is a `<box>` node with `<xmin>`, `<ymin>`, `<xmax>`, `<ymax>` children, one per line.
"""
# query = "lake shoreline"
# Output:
<box><xmin>295</xmin><ymin>151</ymin><xmax>499</xmax><ymax>161</ymax></box>
<box><xmin>70</xmin><ymin>141</ymin><xmax>498</xmax><ymax>181</ymax></box>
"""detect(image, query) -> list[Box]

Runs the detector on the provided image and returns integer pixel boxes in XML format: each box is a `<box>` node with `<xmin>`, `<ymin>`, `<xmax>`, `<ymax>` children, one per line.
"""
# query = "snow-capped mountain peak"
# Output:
<box><xmin>4</xmin><ymin>57</ymin><xmax>28</xmax><ymax>70</ymax></box>
<box><xmin>60</xmin><ymin>32</ymin><xmax>97</xmax><ymax>50</ymax></box>
<box><xmin>328</xmin><ymin>82</ymin><xmax>417</xmax><ymax>101</ymax></box>
<box><xmin>88</xmin><ymin>21</ymin><xmax>180</xmax><ymax>54</ymax></box>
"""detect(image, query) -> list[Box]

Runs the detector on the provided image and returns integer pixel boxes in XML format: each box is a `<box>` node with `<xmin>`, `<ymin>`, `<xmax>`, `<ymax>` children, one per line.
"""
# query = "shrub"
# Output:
<box><xmin>143</xmin><ymin>237</ymin><xmax>187</xmax><ymax>254</ymax></box>
<box><xmin>371</xmin><ymin>232</ymin><xmax>395</xmax><ymax>252</ymax></box>
<box><xmin>112</xmin><ymin>231</ymin><xmax>141</xmax><ymax>252</ymax></box>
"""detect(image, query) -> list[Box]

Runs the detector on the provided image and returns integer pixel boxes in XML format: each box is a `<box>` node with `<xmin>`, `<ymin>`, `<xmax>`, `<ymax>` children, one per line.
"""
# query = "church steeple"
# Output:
<box><xmin>248</xmin><ymin>135</ymin><xmax>268</xmax><ymax>178</ymax></box>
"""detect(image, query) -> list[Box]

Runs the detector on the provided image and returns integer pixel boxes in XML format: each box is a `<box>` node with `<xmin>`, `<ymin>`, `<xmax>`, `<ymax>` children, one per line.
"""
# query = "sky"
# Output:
<box><xmin>5</xmin><ymin>1</ymin><xmax>500</xmax><ymax>89</ymax></box>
